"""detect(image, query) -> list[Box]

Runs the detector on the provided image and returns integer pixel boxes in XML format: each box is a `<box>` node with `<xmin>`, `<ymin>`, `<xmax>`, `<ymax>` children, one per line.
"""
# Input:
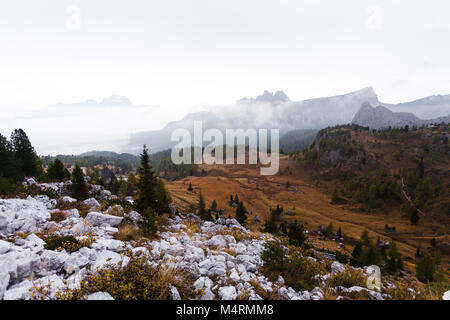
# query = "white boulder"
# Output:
<box><xmin>331</xmin><ymin>261</ymin><xmax>345</xmax><ymax>274</ymax></box>
<box><xmin>87</xmin><ymin>292</ymin><xmax>115</xmax><ymax>300</ymax></box>
<box><xmin>86</xmin><ymin>212</ymin><xmax>123</xmax><ymax>227</ymax></box>
<box><xmin>443</xmin><ymin>291</ymin><xmax>450</xmax><ymax>300</ymax></box>
<box><xmin>218</xmin><ymin>286</ymin><xmax>237</xmax><ymax>300</ymax></box>
<box><xmin>82</xmin><ymin>198</ymin><xmax>101</xmax><ymax>211</ymax></box>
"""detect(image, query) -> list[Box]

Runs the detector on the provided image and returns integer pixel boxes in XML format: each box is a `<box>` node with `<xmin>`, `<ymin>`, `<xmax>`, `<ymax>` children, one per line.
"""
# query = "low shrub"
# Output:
<box><xmin>50</xmin><ymin>210</ymin><xmax>67</xmax><ymax>223</ymax></box>
<box><xmin>327</xmin><ymin>265</ymin><xmax>367</xmax><ymax>288</ymax></box>
<box><xmin>101</xmin><ymin>199</ymin><xmax>134</xmax><ymax>214</ymax></box>
<box><xmin>261</xmin><ymin>240</ymin><xmax>325</xmax><ymax>291</ymax></box>
<box><xmin>55</xmin><ymin>254</ymin><xmax>196</xmax><ymax>300</ymax></box>
<box><xmin>44</xmin><ymin>233</ymin><xmax>95</xmax><ymax>253</ymax></box>
<box><xmin>44</xmin><ymin>235</ymin><xmax>81</xmax><ymax>253</ymax></box>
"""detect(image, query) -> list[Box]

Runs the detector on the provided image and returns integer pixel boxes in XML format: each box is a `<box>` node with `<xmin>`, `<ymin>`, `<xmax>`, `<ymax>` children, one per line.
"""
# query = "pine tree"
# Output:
<box><xmin>235</xmin><ymin>201</ymin><xmax>247</xmax><ymax>225</ymax></box>
<box><xmin>417</xmin><ymin>157</ymin><xmax>425</xmax><ymax>180</ymax></box>
<box><xmin>331</xmin><ymin>186</ymin><xmax>340</xmax><ymax>204</ymax></box>
<box><xmin>337</xmin><ymin>227</ymin><xmax>342</xmax><ymax>238</ymax></box>
<box><xmin>135</xmin><ymin>145</ymin><xmax>158</xmax><ymax>213</ymax></box>
<box><xmin>386</xmin><ymin>241</ymin><xmax>402</xmax><ymax>273</ymax></box>
<box><xmin>211</xmin><ymin>200</ymin><xmax>218</xmax><ymax>212</ymax></box>
<box><xmin>187</xmin><ymin>182</ymin><xmax>193</xmax><ymax>191</ymax></box>
<box><xmin>410</xmin><ymin>209</ymin><xmax>420</xmax><ymax>225</ymax></box>
<box><xmin>154</xmin><ymin>179</ymin><xmax>172</xmax><ymax>213</ymax></box>
<box><xmin>71</xmin><ymin>165</ymin><xmax>88</xmax><ymax>200</ymax></box>
<box><xmin>416</xmin><ymin>255</ymin><xmax>437</xmax><ymax>283</ymax></box>
<box><xmin>326</xmin><ymin>222</ymin><xmax>334</xmax><ymax>238</ymax></box>
<box><xmin>198</xmin><ymin>192</ymin><xmax>211</xmax><ymax>220</ymax></box>
<box><xmin>0</xmin><ymin>134</ymin><xmax>23</xmax><ymax>181</ymax></box>
<box><xmin>10</xmin><ymin>129</ymin><xmax>38</xmax><ymax>177</ymax></box>
<box><xmin>279</xmin><ymin>223</ymin><xmax>287</xmax><ymax>236</ymax></box>
<box><xmin>47</xmin><ymin>159</ymin><xmax>66</xmax><ymax>181</ymax></box>
<box><xmin>138</xmin><ymin>208</ymin><xmax>158</xmax><ymax>237</ymax></box>
<box><xmin>264</xmin><ymin>208</ymin><xmax>278</xmax><ymax>234</ymax></box>
<box><xmin>351</xmin><ymin>230</ymin><xmax>382</xmax><ymax>267</ymax></box>
<box><xmin>288</xmin><ymin>220</ymin><xmax>306</xmax><ymax>246</ymax></box>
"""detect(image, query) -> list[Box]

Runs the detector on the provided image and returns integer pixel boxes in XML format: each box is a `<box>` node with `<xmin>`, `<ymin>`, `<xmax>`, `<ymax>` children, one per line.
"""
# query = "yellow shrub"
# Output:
<box><xmin>54</xmin><ymin>254</ymin><xmax>195</xmax><ymax>300</ymax></box>
<box><xmin>327</xmin><ymin>265</ymin><xmax>367</xmax><ymax>288</ymax></box>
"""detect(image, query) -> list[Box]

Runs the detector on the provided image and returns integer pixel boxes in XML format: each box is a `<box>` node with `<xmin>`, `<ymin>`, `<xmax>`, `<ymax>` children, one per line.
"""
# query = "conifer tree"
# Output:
<box><xmin>10</xmin><ymin>129</ymin><xmax>38</xmax><ymax>177</ymax></box>
<box><xmin>235</xmin><ymin>201</ymin><xmax>247</xmax><ymax>225</ymax></box>
<box><xmin>138</xmin><ymin>208</ymin><xmax>158</xmax><ymax>237</ymax></box>
<box><xmin>326</xmin><ymin>222</ymin><xmax>334</xmax><ymax>238</ymax></box>
<box><xmin>331</xmin><ymin>186</ymin><xmax>340</xmax><ymax>204</ymax></box>
<box><xmin>47</xmin><ymin>159</ymin><xmax>66</xmax><ymax>181</ymax></box>
<box><xmin>0</xmin><ymin>134</ymin><xmax>23</xmax><ymax>181</ymax></box>
<box><xmin>187</xmin><ymin>182</ymin><xmax>193</xmax><ymax>191</ymax></box>
<box><xmin>279</xmin><ymin>223</ymin><xmax>287</xmax><ymax>236</ymax></box>
<box><xmin>288</xmin><ymin>220</ymin><xmax>306</xmax><ymax>246</ymax></box>
<box><xmin>71</xmin><ymin>165</ymin><xmax>88</xmax><ymax>200</ymax></box>
<box><xmin>198</xmin><ymin>192</ymin><xmax>212</xmax><ymax>221</ymax></box>
<box><xmin>135</xmin><ymin>145</ymin><xmax>158</xmax><ymax>213</ymax></box>
<box><xmin>211</xmin><ymin>199</ymin><xmax>218</xmax><ymax>212</ymax></box>
<box><xmin>417</xmin><ymin>157</ymin><xmax>425</xmax><ymax>180</ymax></box>
<box><xmin>386</xmin><ymin>241</ymin><xmax>403</xmax><ymax>273</ymax></box>
<box><xmin>416</xmin><ymin>254</ymin><xmax>440</xmax><ymax>283</ymax></box>
<box><xmin>410</xmin><ymin>209</ymin><xmax>420</xmax><ymax>225</ymax></box>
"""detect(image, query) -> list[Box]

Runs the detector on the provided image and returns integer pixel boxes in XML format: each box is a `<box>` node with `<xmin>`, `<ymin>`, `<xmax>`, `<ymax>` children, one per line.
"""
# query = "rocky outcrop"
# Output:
<box><xmin>0</xmin><ymin>180</ymin><xmax>422</xmax><ymax>301</ymax></box>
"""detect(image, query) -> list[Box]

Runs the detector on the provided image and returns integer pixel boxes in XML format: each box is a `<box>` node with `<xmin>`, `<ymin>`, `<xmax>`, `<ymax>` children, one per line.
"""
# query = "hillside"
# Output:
<box><xmin>165</xmin><ymin>124</ymin><xmax>449</xmax><ymax>280</ymax></box>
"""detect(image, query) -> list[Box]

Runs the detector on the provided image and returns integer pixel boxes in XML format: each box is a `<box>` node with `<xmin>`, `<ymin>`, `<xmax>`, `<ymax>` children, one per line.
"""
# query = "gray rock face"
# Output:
<box><xmin>0</xmin><ymin>240</ymin><xmax>12</xmax><ymax>254</ymax></box>
<box><xmin>124</xmin><ymin>211</ymin><xmax>142</xmax><ymax>225</ymax></box>
<box><xmin>0</xmin><ymin>197</ymin><xmax>52</xmax><ymax>235</ymax></box>
<box><xmin>83</xmin><ymin>198</ymin><xmax>101</xmax><ymax>211</ymax></box>
<box><xmin>86</xmin><ymin>212</ymin><xmax>123</xmax><ymax>227</ymax></box>
<box><xmin>331</xmin><ymin>261</ymin><xmax>345</xmax><ymax>274</ymax></box>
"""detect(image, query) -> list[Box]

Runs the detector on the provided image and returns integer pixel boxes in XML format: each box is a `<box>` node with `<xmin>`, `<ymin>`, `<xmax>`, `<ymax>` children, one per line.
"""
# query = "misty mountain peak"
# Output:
<box><xmin>350</xmin><ymin>87</ymin><xmax>378</xmax><ymax>102</ymax></box>
<box><xmin>237</xmin><ymin>90</ymin><xmax>291</xmax><ymax>105</ymax></box>
<box><xmin>100</xmin><ymin>95</ymin><xmax>132</xmax><ymax>106</ymax></box>
<box><xmin>352</xmin><ymin>103</ymin><xmax>420</xmax><ymax>129</ymax></box>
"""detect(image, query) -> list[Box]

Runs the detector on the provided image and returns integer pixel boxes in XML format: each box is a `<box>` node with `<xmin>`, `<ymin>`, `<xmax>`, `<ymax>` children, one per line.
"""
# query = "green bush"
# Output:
<box><xmin>327</xmin><ymin>266</ymin><xmax>367</xmax><ymax>288</ymax></box>
<box><xmin>44</xmin><ymin>235</ymin><xmax>81</xmax><ymax>253</ymax></box>
<box><xmin>261</xmin><ymin>241</ymin><xmax>325</xmax><ymax>291</ymax></box>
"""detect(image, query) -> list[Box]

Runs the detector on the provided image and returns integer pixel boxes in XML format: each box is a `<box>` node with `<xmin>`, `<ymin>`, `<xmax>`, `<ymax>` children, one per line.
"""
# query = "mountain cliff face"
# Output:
<box><xmin>352</xmin><ymin>103</ymin><xmax>450</xmax><ymax>129</ymax></box>
<box><xmin>125</xmin><ymin>88</ymin><xmax>380</xmax><ymax>153</ymax></box>
<box><xmin>237</xmin><ymin>90</ymin><xmax>291</xmax><ymax>105</ymax></box>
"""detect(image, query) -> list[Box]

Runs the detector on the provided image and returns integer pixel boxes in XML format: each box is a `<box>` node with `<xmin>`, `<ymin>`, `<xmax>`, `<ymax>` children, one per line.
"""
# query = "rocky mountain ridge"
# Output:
<box><xmin>352</xmin><ymin>103</ymin><xmax>450</xmax><ymax>129</ymax></box>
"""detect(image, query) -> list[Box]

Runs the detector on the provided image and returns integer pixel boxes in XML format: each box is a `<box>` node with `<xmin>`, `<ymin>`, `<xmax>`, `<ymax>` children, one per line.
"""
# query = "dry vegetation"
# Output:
<box><xmin>164</xmin><ymin>126</ymin><xmax>449</xmax><ymax>278</ymax></box>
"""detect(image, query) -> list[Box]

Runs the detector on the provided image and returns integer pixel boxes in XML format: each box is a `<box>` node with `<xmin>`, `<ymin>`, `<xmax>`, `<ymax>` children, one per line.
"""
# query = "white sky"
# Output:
<box><xmin>1</xmin><ymin>0</ymin><xmax>450</xmax><ymax>154</ymax></box>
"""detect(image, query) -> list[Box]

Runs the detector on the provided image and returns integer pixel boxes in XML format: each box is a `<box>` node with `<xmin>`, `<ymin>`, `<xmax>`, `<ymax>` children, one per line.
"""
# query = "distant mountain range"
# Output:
<box><xmin>51</xmin><ymin>95</ymin><xmax>146</xmax><ymax>108</ymax></box>
<box><xmin>124</xmin><ymin>87</ymin><xmax>450</xmax><ymax>154</ymax></box>
<box><xmin>352</xmin><ymin>103</ymin><xmax>450</xmax><ymax>129</ymax></box>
